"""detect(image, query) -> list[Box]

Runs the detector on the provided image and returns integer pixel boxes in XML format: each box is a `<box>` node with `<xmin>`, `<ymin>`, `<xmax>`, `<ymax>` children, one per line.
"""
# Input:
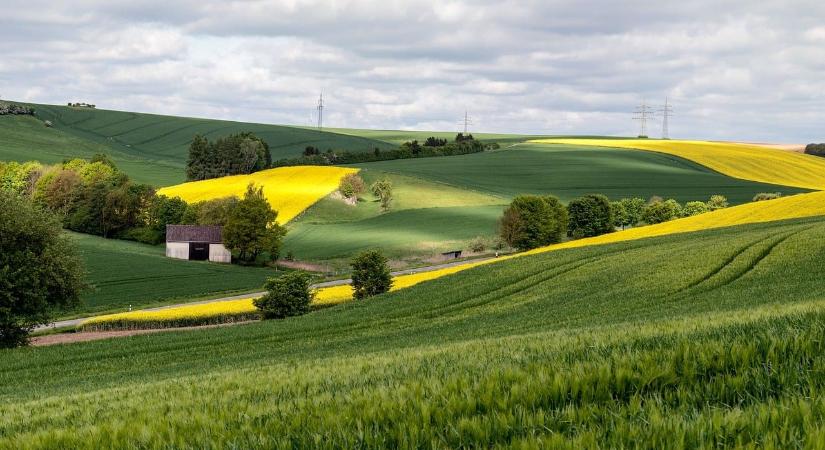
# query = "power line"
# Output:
<box><xmin>632</xmin><ymin>100</ymin><xmax>655</xmax><ymax>138</ymax></box>
<box><xmin>658</xmin><ymin>97</ymin><xmax>674</xmax><ymax>139</ymax></box>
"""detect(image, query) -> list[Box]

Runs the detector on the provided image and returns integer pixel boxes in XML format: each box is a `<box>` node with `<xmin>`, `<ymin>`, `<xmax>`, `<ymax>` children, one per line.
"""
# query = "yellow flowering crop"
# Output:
<box><xmin>157</xmin><ymin>166</ymin><xmax>359</xmax><ymax>223</ymax></box>
<box><xmin>529</xmin><ymin>139</ymin><xmax>825</xmax><ymax>190</ymax></box>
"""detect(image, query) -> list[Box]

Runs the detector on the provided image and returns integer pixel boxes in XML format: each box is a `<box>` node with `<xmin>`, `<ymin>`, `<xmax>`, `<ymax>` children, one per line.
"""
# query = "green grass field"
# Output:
<box><xmin>284</xmin><ymin>143</ymin><xmax>807</xmax><ymax>263</ymax></box>
<box><xmin>353</xmin><ymin>143</ymin><xmax>807</xmax><ymax>203</ymax></box>
<box><xmin>3</xmin><ymin>216</ymin><xmax>825</xmax><ymax>447</ymax></box>
<box><xmin>70</xmin><ymin>232</ymin><xmax>276</xmax><ymax>317</ymax></box>
<box><xmin>2</xmin><ymin>103</ymin><xmax>395</xmax><ymax>185</ymax></box>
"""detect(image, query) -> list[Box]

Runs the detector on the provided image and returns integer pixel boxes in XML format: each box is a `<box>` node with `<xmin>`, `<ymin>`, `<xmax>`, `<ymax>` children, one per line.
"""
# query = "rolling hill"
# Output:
<box><xmin>4</xmin><ymin>216</ymin><xmax>825</xmax><ymax>447</ymax></box>
<box><xmin>2</xmin><ymin>103</ymin><xmax>396</xmax><ymax>185</ymax></box>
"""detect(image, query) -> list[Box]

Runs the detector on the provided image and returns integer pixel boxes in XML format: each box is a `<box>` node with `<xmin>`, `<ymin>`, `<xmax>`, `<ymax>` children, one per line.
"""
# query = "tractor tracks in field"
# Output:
<box><xmin>675</xmin><ymin>227</ymin><xmax>808</xmax><ymax>296</ymax></box>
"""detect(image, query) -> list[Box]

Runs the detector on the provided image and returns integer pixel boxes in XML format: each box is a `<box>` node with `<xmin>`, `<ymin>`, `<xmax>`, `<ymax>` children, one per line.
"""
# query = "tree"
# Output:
<box><xmin>0</xmin><ymin>191</ymin><xmax>86</xmax><ymax>347</ymax></box>
<box><xmin>499</xmin><ymin>195</ymin><xmax>566</xmax><ymax>250</ymax></box>
<box><xmin>682</xmin><ymin>200</ymin><xmax>710</xmax><ymax>217</ymax></box>
<box><xmin>254</xmin><ymin>271</ymin><xmax>314</xmax><ymax>319</ymax></box>
<box><xmin>424</xmin><ymin>136</ymin><xmax>448</xmax><ymax>147</ymax></box>
<box><xmin>611</xmin><ymin>201</ymin><xmax>628</xmax><ymax>229</ymax></box>
<box><xmin>263</xmin><ymin>223</ymin><xmax>287</xmax><ymax>263</ymax></box>
<box><xmin>707</xmin><ymin>195</ymin><xmax>729</xmax><ymax>211</ymax></box>
<box><xmin>370</xmin><ymin>178</ymin><xmax>393</xmax><ymax>211</ymax></box>
<box><xmin>351</xmin><ymin>250</ymin><xmax>392</xmax><ymax>299</ymax></box>
<box><xmin>182</xmin><ymin>196</ymin><xmax>239</xmax><ymax>226</ymax></box>
<box><xmin>618</xmin><ymin>198</ymin><xmax>646</xmax><ymax>228</ymax></box>
<box><xmin>223</xmin><ymin>184</ymin><xmax>278</xmax><ymax>262</ymax></box>
<box><xmin>339</xmin><ymin>173</ymin><xmax>366</xmax><ymax>199</ymax></box>
<box><xmin>567</xmin><ymin>194</ymin><xmax>614</xmax><ymax>239</ymax></box>
<box><xmin>641</xmin><ymin>198</ymin><xmax>680</xmax><ymax>224</ymax></box>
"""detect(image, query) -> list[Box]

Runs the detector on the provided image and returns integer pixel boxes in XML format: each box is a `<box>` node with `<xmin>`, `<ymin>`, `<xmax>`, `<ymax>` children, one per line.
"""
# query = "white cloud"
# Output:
<box><xmin>0</xmin><ymin>0</ymin><xmax>823</xmax><ymax>141</ymax></box>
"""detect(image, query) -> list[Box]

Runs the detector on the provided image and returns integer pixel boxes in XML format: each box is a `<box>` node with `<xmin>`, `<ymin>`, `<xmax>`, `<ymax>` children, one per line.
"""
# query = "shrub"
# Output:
<box><xmin>805</xmin><ymin>143</ymin><xmax>825</xmax><ymax>157</ymax></box>
<box><xmin>351</xmin><ymin>250</ymin><xmax>393</xmax><ymax>299</ymax></box>
<box><xmin>641</xmin><ymin>198</ymin><xmax>681</xmax><ymax>224</ymax></box>
<box><xmin>339</xmin><ymin>173</ymin><xmax>366</xmax><ymax>199</ymax></box>
<box><xmin>469</xmin><ymin>236</ymin><xmax>487</xmax><ymax>253</ymax></box>
<box><xmin>682</xmin><ymin>201</ymin><xmax>709</xmax><ymax>217</ymax></box>
<box><xmin>707</xmin><ymin>195</ymin><xmax>729</xmax><ymax>211</ymax></box>
<box><xmin>753</xmin><ymin>192</ymin><xmax>783</xmax><ymax>202</ymax></box>
<box><xmin>499</xmin><ymin>195</ymin><xmax>567</xmax><ymax>250</ymax></box>
<box><xmin>567</xmin><ymin>194</ymin><xmax>614</xmax><ymax>239</ymax></box>
<box><xmin>254</xmin><ymin>271</ymin><xmax>314</xmax><ymax>319</ymax></box>
<box><xmin>0</xmin><ymin>191</ymin><xmax>86</xmax><ymax>347</ymax></box>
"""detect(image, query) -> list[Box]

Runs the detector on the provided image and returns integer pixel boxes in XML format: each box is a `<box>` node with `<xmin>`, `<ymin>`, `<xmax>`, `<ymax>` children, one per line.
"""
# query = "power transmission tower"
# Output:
<box><xmin>461</xmin><ymin>110</ymin><xmax>473</xmax><ymax>134</ymax></box>
<box><xmin>316</xmin><ymin>93</ymin><xmax>324</xmax><ymax>130</ymax></box>
<box><xmin>632</xmin><ymin>100</ymin><xmax>655</xmax><ymax>138</ymax></box>
<box><xmin>658</xmin><ymin>97</ymin><xmax>673</xmax><ymax>139</ymax></box>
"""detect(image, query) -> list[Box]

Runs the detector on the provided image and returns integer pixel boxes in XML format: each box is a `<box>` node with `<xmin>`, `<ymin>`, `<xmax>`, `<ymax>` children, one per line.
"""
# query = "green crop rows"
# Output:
<box><xmin>3</xmin><ymin>217</ymin><xmax>825</xmax><ymax>447</ymax></box>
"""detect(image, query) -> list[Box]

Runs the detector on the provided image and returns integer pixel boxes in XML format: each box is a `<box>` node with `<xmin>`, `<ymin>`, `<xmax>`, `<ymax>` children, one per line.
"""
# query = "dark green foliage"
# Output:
<box><xmin>254</xmin><ymin>272</ymin><xmax>314</xmax><ymax>319</ymax></box>
<box><xmin>181</xmin><ymin>196</ymin><xmax>240</xmax><ymax>226</ymax></box>
<box><xmin>128</xmin><ymin>195</ymin><xmax>189</xmax><ymax>244</ymax></box>
<box><xmin>641</xmin><ymin>198</ymin><xmax>681</xmax><ymax>224</ymax></box>
<box><xmin>223</xmin><ymin>184</ymin><xmax>280</xmax><ymax>262</ymax></box>
<box><xmin>499</xmin><ymin>195</ymin><xmax>567</xmax><ymax>250</ymax></box>
<box><xmin>567</xmin><ymin>194</ymin><xmax>614</xmax><ymax>239</ymax></box>
<box><xmin>805</xmin><ymin>143</ymin><xmax>825</xmax><ymax>157</ymax></box>
<box><xmin>455</xmin><ymin>132</ymin><xmax>474</xmax><ymax>143</ymax></box>
<box><xmin>424</xmin><ymin>136</ymin><xmax>448</xmax><ymax>147</ymax></box>
<box><xmin>0</xmin><ymin>102</ymin><xmax>34</xmax><ymax>115</ymax></box>
<box><xmin>186</xmin><ymin>133</ymin><xmax>271</xmax><ymax>181</ymax></box>
<box><xmin>272</xmin><ymin>139</ymin><xmax>492</xmax><ymax>167</ymax></box>
<box><xmin>0</xmin><ymin>192</ymin><xmax>85</xmax><ymax>347</ymax></box>
<box><xmin>351</xmin><ymin>250</ymin><xmax>392</xmax><ymax>299</ymax></box>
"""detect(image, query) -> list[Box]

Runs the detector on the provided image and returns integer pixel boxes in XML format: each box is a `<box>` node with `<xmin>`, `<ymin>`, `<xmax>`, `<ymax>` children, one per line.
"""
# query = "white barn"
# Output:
<box><xmin>166</xmin><ymin>225</ymin><xmax>231</xmax><ymax>263</ymax></box>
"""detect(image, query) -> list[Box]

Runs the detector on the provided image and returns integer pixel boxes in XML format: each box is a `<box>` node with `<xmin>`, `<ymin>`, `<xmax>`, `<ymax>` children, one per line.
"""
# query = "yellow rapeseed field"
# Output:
<box><xmin>529</xmin><ymin>139</ymin><xmax>825</xmax><ymax>190</ymax></box>
<box><xmin>157</xmin><ymin>166</ymin><xmax>359</xmax><ymax>223</ymax></box>
<box><xmin>83</xmin><ymin>139</ymin><xmax>825</xmax><ymax>330</ymax></box>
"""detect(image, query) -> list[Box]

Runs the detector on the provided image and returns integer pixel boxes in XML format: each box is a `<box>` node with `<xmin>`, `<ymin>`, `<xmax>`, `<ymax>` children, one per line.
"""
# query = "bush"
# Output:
<box><xmin>707</xmin><ymin>195</ymin><xmax>729</xmax><ymax>211</ymax></box>
<box><xmin>0</xmin><ymin>191</ymin><xmax>86</xmax><ymax>347</ymax></box>
<box><xmin>567</xmin><ymin>194</ymin><xmax>614</xmax><ymax>239</ymax></box>
<box><xmin>753</xmin><ymin>192</ymin><xmax>783</xmax><ymax>202</ymax></box>
<box><xmin>641</xmin><ymin>199</ymin><xmax>681</xmax><ymax>224</ymax></box>
<box><xmin>254</xmin><ymin>271</ymin><xmax>314</xmax><ymax>319</ymax></box>
<box><xmin>339</xmin><ymin>173</ymin><xmax>366</xmax><ymax>199</ymax></box>
<box><xmin>682</xmin><ymin>201</ymin><xmax>709</xmax><ymax>217</ymax></box>
<box><xmin>351</xmin><ymin>250</ymin><xmax>393</xmax><ymax>299</ymax></box>
<box><xmin>499</xmin><ymin>195</ymin><xmax>567</xmax><ymax>250</ymax></box>
<box><xmin>469</xmin><ymin>236</ymin><xmax>487</xmax><ymax>253</ymax></box>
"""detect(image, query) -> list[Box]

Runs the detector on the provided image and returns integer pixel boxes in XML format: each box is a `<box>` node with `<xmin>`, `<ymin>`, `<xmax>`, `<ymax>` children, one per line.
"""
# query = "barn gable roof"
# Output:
<box><xmin>166</xmin><ymin>225</ymin><xmax>223</xmax><ymax>243</ymax></box>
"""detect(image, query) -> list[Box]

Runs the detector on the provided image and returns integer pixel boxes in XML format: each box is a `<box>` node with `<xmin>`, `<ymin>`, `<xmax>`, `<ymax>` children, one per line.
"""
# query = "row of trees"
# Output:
<box><xmin>806</xmin><ymin>143</ymin><xmax>825</xmax><ymax>157</ymax></box>
<box><xmin>186</xmin><ymin>132</ymin><xmax>272</xmax><ymax>181</ymax></box>
<box><xmin>499</xmin><ymin>193</ymin><xmax>735</xmax><ymax>250</ymax></box>
<box><xmin>0</xmin><ymin>102</ymin><xmax>34</xmax><ymax>115</ymax></box>
<box><xmin>275</xmin><ymin>135</ymin><xmax>497</xmax><ymax>167</ymax></box>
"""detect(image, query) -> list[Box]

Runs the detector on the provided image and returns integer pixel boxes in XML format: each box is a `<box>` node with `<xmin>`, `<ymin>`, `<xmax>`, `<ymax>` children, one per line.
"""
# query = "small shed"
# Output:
<box><xmin>166</xmin><ymin>225</ymin><xmax>231</xmax><ymax>263</ymax></box>
<box><xmin>441</xmin><ymin>250</ymin><xmax>463</xmax><ymax>259</ymax></box>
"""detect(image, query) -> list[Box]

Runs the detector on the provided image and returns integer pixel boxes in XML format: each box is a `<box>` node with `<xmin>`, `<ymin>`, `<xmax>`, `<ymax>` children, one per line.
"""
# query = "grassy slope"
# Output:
<box><xmin>71</xmin><ymin>232</ymin><xmax>277</xmax><ymax>317</ymax></box>
<box><xmin>4</xmin><ymin>103</ymin><xmax>395</xmax><ymax>185</ymax></box>
<box><xmin>3</xmin><ymin>217</ymin><xmax>825</xmax><ymax>447</ymax></box>
<box><xmin>284</xmin><ymin>170</ymin><xmax>505</xmax><ymax>261</ymax></box>
<box><xmin>354</xmin><ymin>143</ymin><xmax>807</xmax><ymax>203</ymax></box>
<box><xmin>284</xmin><ymin>143</ymin><xmax>806</xmax><ymax>262</ymax></box>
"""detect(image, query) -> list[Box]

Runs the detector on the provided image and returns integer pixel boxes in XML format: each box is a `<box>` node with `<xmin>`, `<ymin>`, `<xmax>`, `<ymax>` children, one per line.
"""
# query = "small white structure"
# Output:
<box><xmin>166</xmin><ymin>225</ymin><xmax>231</xmax><ymax>263</ymax></box>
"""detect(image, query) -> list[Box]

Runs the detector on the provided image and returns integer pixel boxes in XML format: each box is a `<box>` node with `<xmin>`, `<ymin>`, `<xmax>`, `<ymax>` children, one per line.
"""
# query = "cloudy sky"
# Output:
<box><xmin>1</xmin><ymin>1</ymin><xmax>823</xmax><ymax>141</ymax></box>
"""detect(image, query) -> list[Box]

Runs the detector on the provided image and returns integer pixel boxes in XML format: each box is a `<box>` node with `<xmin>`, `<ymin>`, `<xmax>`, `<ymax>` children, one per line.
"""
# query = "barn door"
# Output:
<box><xmin>189</xmin><ymin>242</ymin><xmax>209</xmax><ymax>261</ymax></box>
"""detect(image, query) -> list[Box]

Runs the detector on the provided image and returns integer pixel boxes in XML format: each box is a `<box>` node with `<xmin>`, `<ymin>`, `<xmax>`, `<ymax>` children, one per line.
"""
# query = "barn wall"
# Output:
<box><xmin>166</xmin><ymin>242</ymin><xmax>189</xmax><ymax>260</ymax></box>
<box><xmin>209</xmin><ymin>244</ymin><xmax>232</xmax><ymax>263</ymax></box>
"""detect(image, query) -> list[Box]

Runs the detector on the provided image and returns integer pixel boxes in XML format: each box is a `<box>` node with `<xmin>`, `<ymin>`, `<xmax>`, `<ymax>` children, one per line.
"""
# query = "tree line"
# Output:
<box><xmin>498</xmin><ymin>193</ymin><xmax>773</xmax><ymax>250</ymax></box>
<box><xmin>272</xmin><ymin>134</ymin><xmax>498</xmax><ymax>167</ymax></box>
<box><xmin>186</xmin><ymin>132</ymin><xmax>272</xmax><ymax>181</ymax></box>
<box><xmin>806</xmin><ymin>143</ymin><xmax>825</xmax><ymax>157</ymax></box>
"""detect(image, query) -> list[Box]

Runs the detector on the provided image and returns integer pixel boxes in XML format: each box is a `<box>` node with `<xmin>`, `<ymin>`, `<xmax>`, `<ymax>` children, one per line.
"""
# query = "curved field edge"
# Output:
<box><xmin>157</xmin><ymin>166</ymin><xmax>359</xmax><ymax>223</ymax></box>
<box><xmin>529</xmin><ymin>138</ymin><xmax>825</xmax><ymax>190</ymax></box>
<box><xmin>77</xmin><ymin>191</ymin><xmax>825</xmax><ymax>329</ymax></box>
